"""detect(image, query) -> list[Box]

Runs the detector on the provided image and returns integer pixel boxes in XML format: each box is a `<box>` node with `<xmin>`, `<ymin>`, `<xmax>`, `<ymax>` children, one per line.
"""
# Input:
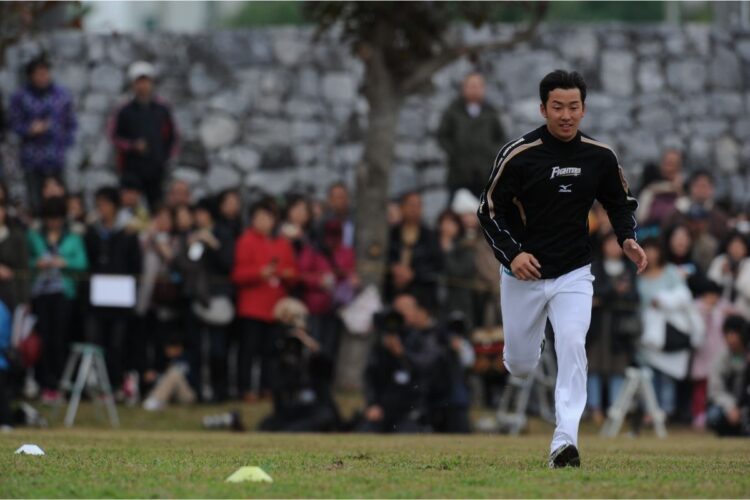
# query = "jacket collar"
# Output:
<box><xmin>539</xmin><ymin>124</ymin><xmax>582</xmax><ymax>153</ymax></box>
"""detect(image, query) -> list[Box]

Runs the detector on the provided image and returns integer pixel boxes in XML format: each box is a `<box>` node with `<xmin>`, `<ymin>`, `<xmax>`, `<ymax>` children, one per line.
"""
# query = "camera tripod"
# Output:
<box><xmin>493</xmin><ymin>345</ymin><xmax>557</xmax><ymax>435</ymax></box>
<box><xmin>600</xmin><ymin>366</ymin><xmax>667</xmax><ymax>438</ymax></box>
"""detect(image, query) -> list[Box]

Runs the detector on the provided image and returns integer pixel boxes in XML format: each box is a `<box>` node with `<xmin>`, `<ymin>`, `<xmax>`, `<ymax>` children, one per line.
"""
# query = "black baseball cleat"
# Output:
<box><xmin>548</xmin><ymin>444</ymin><xmax>581</xmax><ymax>469</ymax></box>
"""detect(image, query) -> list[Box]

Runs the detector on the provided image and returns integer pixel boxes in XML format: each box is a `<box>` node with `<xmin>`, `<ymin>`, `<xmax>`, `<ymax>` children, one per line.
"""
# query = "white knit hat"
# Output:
<box><xmin>451</xmin><ymin>188</ymin><xmax>480</xmax><ymax>214</ymax></box>
<box><xmin>128</xmin><ymin>61</ymin><xmax>156</xmax><ymax>82</ymax></box>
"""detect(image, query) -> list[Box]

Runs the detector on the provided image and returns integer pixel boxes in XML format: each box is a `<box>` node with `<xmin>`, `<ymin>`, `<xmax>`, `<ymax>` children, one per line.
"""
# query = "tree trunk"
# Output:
<box><xmin>354</xmin><ymin>49</ymin><xmax>401</xmax><ymax>291</ymax></box>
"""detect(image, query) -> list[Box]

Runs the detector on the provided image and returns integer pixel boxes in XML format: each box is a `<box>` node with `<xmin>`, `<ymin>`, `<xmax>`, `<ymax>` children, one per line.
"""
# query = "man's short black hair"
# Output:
<box><xmin>95</xmin><ymin>186</ymin><xmax>121</xmax><ymax>208</ymax></box>
<box><xmin>327</xmin><ymin>181</ymin><xmax>348</xmax><ymax>195</ymax></box>
<box><xmin>248</xmin><ymin>196</ymin><xmax>278</xmax><ymax>220</ymax></box>
<box><xmin>25</xmin><ymin>55</ymin><xmax>50</xmax><ymax>78</ymax></box>
<box><xmin>120</xmin><ymin>174</ymin><xmax>144</xmax><ymax>193</ymax></box>
<box><xmin>39</xmin><ymin>196</ymin><xmax>67</xmax><ymax>220</ymax></box>
<box><xmin>539</xmin><ymin>70</ymin><xmax>587</xmax><ymax>105</ymax></box>
<box><xmin>723</xmin><ymin>314</ymin><xmax>748</xmax><ymax>342</ymax></box>
<box><xmin>194</xmin><ymin>197</ymin><xmax>217</xmax><ymax>219</ymax></box>
<box><xmin>399</xmin><ymin>190</ymin><xmax>421</xmax><ymax>205</ymax></box>
<box><xmin>689</xmin><ymin>169</ymin><xmax>714</xmax><ymax>186</ymax></box>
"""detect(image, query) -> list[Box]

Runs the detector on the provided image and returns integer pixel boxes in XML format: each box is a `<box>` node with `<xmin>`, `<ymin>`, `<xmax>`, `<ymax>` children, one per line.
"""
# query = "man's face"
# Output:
<box><xmin>328</xmin><ymin>186</ymin><xmax>349</xmax><ymax>215</ymax></box>
<box><xmin>462</xmin><ymin>74</ymin><xmax>486</xmax><ymax>105</ymax></box>
<box><xmin>95</xmin><ymin>198</ymin><xmax>117</xmax><ymax>222</ymax></box>
<box><xmin>120</xmin><ymin>188</ymin><xmax>139</xmax><ymax>208</ymax></box>
<box><xmin>727</xmin><ymin>237</ymin><xmax>748</xmax><ymax>262</ymax></box>
<box><xmin>400</xmin><ymin>194</ymin><xmax>422</xmax><ymax>225</ymax></box>
<box><xmin>168</xmin><ymin>181</ymin><xmax>191</xmax><ymax>208</ymax></box>
<box><xmin>220</xmin><ymin>192</ymin><xmax>241</xmax><ymax>219</ymax></box>
<box><xmin>153</xmin><ymin>209</ymin><xmax>172</xmax><ymax>233</ymax></box>
<box><xmin>67</xmin><ymin>197</ymin><xmax>84</xmax><ymax>219</ymax></box>
<box><xmin>660</xmin><ymin>150</ymin><xmax>682</xmax><ymax>181</ymax></box>
<box><xmin>393</xmin><ymin>295</ymin><xmax>419</xmax><ymax>328</ymax></box>
<box><xmin>195</xmin><ymin>208</ymin><xmax>212</xmax><ymax>229</ymax></box>
<box><xmin>42</xmin><ymin>179</ymin><xmax>65</xmax><ymax>199</ymax></box>
<box><xmin>702</xmin><ymin>291</ymin><xmax>720</xmax><ymax>308</ymax></box>
<box><xmin>725</xmin><ymin>331</ymin><xmax>745</xmax><ymax>354</ymax></box>
<box><xmin>540</xmin><ymin>88</ymin><xmax>585</xmax><ymax>142</ymax></box>
<box><xmin>31</xmin><ymin>65</ymin><xmax>51</xmax><ymax>89</ymax></box>
<box><xmin>643</xmin><ymin>244</ymin><xmax>661</xmax><ymax>270</ymax></box>
<box><xmin>133</xmin><ymin>77</ymin><xmax>154</xmax><ymax>100</ymax></box>
<box><xmin>459</xmin><ymin>212</ymin><xmax>478</xmax><ymax>231</ymax></box>
<box><xmin>690</xmin><ymin>175</ymin><xmax>714</xmax><ymax>204</ymax></box>
<box><xmin>252</xmin><ymin>209</ymin><xmax>275</xmax><ymax>235</ymax></box>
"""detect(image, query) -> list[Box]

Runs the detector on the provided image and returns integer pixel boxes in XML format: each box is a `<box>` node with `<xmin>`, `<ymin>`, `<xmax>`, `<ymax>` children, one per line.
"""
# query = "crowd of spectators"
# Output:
<box><xmin>0</xmin><ymin>56</ymin><xmax>747</xmax><ymax>437</ymax></box>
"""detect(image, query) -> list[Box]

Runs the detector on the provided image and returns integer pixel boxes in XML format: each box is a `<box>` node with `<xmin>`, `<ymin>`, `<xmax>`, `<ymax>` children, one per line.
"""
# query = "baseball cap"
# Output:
<box><xmin>128</xmin><ymin>61</ymin><xmax>156</xmax><ymax>82</ymax></box>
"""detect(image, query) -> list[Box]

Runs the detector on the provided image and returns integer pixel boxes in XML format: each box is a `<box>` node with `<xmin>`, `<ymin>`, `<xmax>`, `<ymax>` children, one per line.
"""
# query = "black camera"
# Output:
<box><xmin>446</xmin><ymin>310</ymin><xmax>468</xmax><ymax>337</ymax></box>
<box><xmin>373</xmin><ymin>307</ymin><xmax>405</xmax><ymax>336</ymax></box>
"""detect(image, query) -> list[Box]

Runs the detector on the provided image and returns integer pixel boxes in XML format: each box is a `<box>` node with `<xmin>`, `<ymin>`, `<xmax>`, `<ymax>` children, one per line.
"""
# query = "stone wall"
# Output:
<box><xmin>1</xmin><ymin>23</ymin><xmax>749</xmax><ymax>220</ymax></box>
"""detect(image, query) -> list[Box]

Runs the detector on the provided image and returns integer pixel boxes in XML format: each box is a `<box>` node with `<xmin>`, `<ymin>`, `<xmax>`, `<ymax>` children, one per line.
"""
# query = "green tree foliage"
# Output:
<box><xmin>224</xmin><ymin>1</ymin><xmax>713</xmax><ymax>27</ymax></box>
<box><xmin>224</xmin><ymin>1</ymin><xmax>305</xmax><ymax>27</ymax></box>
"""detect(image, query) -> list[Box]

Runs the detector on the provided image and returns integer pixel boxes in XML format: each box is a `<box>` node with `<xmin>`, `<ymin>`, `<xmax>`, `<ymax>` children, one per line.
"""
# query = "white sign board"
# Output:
<box><xmin>90</xmin><ymin>274</ymin><xmax>137</xmax><ymax>308</ymax></box>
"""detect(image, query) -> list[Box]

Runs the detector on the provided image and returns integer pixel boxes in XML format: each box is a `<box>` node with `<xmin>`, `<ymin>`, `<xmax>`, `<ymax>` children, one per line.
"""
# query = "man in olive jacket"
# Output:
<box><xmin>437</xmin><ymin>73</ymin><xmax>506</xmax><ymax>198</ymax></box>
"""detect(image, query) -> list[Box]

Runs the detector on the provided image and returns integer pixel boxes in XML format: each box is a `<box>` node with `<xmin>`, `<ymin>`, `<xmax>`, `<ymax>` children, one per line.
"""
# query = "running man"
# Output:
<box><xmin>477</xmin><ymin>70</ymin><xmax>647</xmax><ymax>468</ymax></box>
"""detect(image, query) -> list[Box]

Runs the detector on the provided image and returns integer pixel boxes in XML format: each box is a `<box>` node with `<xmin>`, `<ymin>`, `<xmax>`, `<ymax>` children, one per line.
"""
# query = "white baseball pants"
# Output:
<box><xmin>500</xmin><ymin>264</ymin><xmax>594</xmax><ymax>453</ymax></box>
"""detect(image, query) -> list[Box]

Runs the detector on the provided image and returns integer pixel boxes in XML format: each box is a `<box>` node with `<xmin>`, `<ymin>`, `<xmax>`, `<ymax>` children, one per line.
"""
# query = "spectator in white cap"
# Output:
<box><xmin>451</xmin><ymin>188</ymin><xmax>501</xmax><ymax>327</ymax></box>
<box><xmin>108</xmin><ymin>61</ymin><xmax>178</xmax><ymax>209</ymax></box>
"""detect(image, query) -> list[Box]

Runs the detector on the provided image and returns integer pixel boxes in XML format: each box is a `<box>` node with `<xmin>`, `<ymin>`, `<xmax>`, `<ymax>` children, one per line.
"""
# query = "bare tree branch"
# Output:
<box><xmin>0</xmin><ymin>2</ymin><xmax>85</xmax><ymax>67</ymax></box>
<box><xmin>400</xmin><ymin>3</ymin><xmax>547</xmax><ymax>95</ymax></box>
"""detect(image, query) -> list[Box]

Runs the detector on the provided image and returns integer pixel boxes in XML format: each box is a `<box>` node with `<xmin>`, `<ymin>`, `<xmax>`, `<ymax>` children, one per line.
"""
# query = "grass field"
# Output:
<box><xmin>1</xmin><ymin>403</ymin><xmax>749</xmax><ymax>498</ymax></box>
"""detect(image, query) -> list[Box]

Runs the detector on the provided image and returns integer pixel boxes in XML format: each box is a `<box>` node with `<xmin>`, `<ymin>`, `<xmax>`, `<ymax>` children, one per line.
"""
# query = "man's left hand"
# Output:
<box><xmin>623</xmin><ymin>238</ymin><xmax>647</xmax><ymax>274</ymax></box>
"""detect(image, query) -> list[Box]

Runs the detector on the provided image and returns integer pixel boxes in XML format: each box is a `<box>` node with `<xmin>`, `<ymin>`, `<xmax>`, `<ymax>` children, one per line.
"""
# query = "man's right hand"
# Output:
<box><xmin>29</xmin><ymin>119</ymin><xmax>49</xmax><ymax>136</ymax></box>
<box><xmin>728</xmin><ymin>406</ymin><xmax>741</xmax><ymax>425</ymax></box>
<box><xmin>510</xmin><ymin>252</ymin><xmax>542</xmax><ymax>281</ymax></box>
<box><xmin>365</xmin><ymin>405</ymin><xmax>384</xmax><ymax>422</ymax></box>
<box><xmin>133</xmin><ymin>139</ymin><xmax>148</xmax><ymax>154</ymax></box>
<box><xmin>261</xmin><ymin>263</ymin><xmax>277</xmax><ymax>279</ymax></box>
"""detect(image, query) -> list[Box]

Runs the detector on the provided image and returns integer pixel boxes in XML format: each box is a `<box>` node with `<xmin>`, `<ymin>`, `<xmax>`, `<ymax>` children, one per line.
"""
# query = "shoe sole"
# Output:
<box><xmin>550</xmin><ymin>445</ymin><xmax>581</xmax><ymax>468</ymax></box>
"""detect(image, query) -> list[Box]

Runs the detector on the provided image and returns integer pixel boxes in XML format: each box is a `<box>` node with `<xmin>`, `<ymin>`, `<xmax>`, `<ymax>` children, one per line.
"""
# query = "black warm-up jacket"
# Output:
<box><xmin>478</xmin><ymin>125</ymin><xmax>638</xmax><ymax>279</ymax></box>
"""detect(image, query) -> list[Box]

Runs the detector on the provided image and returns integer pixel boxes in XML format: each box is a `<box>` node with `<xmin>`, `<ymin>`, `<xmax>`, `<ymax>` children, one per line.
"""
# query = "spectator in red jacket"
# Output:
<box><xmin>298</xmin><ymin>220</ymin><xmax>358</xmax><ymax>359</ymax></box>
<box><xmin>232</xmin><ymin>198</ymin><xmax>296</xmax><ymax>402</ymax></box>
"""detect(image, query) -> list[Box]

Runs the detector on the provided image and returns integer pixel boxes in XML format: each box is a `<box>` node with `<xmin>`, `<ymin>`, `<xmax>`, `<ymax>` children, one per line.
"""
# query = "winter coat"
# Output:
<box><xmin>587</xmin><ymin>258</ymin><xmax>640</xmax><ymax>375</ymax></box>
<box><xmin>84</xmin><ymin>222</ymin><xmax>142</xmax><ymax>316</ymax></box>
<box><xmin>708</xmin><ymin>347</ymin><xmax>748</xmax><ymax>414</ymax></box>
<box><xmin>386</xmin><ymin>224</ymin><xmax>443</xmax><ymax>309</ymax></box>
<box><xmin>707</xmin><ymin>254</ymin><xmax>749</xmax><ymax>305</ymax></box>
<box><xmin>27</xmin><ymin>228</ymin><xmax>88</xmax><ymax>300</ymax></box>
<box><xmin>0</xmin><ymin>301</ymin><xmax>12</xmax><ymax>371</ymax></box>
<box><xmin>8</xmin><ymin>83</ymin><xmax>77</xmax><ymax>172</ymax></box>
<box><xmin>730</xmin><ymin>258</ymin><xmax>750</xmax><ymax>319</ymax></box>
<box><xmin>232</xmin><ymin>229</ymin><xmax>296</xmax><ymax>322</ymax></box>
<box><xmin>0</xmin><ymin>225</ymin><xmax>30</xmax><ymax>308</ymax></box>
<box><xmin>437</xmin><ymin>98</ymin><xmax>505</xmax><ymax>195</ymax></box>
<box><xmin>437</xmin><ymin>238</ymin><xmax>477</xmax><ymax>329</ymax></box>
<box><xmin>690</xmin><ymin>297</ymin><xmax>730</xmax><ymax>381</ymax></box>
<box><xmin>108</xmin><ymin>96</ymin><xmax>177</xmax><ymax>181</ymax></box>
<box><xmin>177</xmin><ymin>225</ymin><xmax>235</xmax><ymax>304</ymax></box>
<box><xmin>297</xmin><ymin>244</ymin><xmax>356</xmax><ymax>315</ymax></box>
<box><xmin>637</xmin><ymin>265</ymin><xmax>705</xmax><ymax>380</ymax></box>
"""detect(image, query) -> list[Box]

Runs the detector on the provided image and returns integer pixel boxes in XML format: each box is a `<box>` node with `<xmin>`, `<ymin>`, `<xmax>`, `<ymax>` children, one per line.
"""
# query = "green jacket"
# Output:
<box><xmin>27</xmin><ymin>228</ymin><xmax>88</xmax><ymax>300</ymax></box>
<box><xmin>437</xmin><ymin>98</ymin><xmax>505</xmax><ymax>195</ymax></box>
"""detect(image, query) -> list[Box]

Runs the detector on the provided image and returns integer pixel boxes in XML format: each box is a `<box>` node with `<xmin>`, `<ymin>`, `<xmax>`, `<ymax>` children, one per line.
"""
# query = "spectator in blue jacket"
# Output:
<box><xmin>0</xmin><ymin>299</ymin><xmax>14</xmax><ymax>430</ymax></box>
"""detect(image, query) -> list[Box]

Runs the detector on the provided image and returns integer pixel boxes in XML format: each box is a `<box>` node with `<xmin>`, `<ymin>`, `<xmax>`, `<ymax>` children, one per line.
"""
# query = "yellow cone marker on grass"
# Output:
<box><xmin>226</xmin><ymin>466</ymin><xmax>273</xmax><ymax>483</ymax></box>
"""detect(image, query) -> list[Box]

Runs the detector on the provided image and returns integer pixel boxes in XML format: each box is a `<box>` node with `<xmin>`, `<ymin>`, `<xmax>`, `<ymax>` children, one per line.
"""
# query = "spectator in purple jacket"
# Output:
<box><xmin>8</xmin><ymin>56</ymin><xmax>77</xmax><ymax>213</ymax></box>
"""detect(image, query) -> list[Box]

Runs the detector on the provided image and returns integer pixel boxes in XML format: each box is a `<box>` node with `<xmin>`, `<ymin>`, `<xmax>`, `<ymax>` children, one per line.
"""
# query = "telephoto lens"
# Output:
<box><xmin>201</xmin><ymin>411</ymin><xmax>245</xmax><ymax>432</ymax></box>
